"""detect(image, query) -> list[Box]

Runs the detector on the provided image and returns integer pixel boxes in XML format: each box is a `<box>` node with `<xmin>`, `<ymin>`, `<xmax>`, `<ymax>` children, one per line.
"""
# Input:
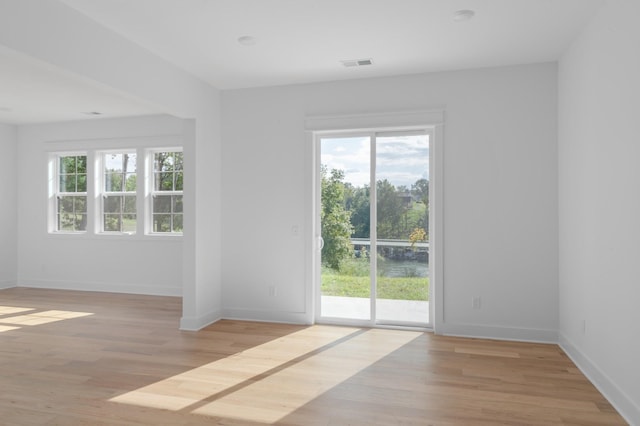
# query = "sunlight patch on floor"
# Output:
<box><xmin>110</xmin><ymin>326</ymin><xmax>422</xmax><ymax>424</ymax></box>
<box><xmin>193</xmin><ymin>329</ymin><xmax>421</xmax><ymax>423</ymax></box>
<box><xmin>0</xmin><ymin>306</ymin><xmax>35</xmax><ymax>315</ymax></box>
<box><xmin>110</xmin><ymin>326</ymin><xmax>360</xmax><ymax>411</ymax></box>
<box><xmin>0</xmin><ymin>307</ymin><xmax>93</xmax><ymax>330</ymax></box>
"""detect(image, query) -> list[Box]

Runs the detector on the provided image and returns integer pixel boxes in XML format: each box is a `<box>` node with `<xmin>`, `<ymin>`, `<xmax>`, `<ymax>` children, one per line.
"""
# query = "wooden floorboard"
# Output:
<box><xmin>0</xmin><ymin>288</ymin><xmax>627</xmax><ymax>425</ymax></box>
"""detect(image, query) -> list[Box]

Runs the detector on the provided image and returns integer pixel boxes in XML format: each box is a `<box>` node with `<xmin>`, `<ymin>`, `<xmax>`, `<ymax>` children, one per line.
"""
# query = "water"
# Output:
<box><xmin>379</xmin><ymin>259</ymin><xmax>429</xmax><ymax>278</ymax></box>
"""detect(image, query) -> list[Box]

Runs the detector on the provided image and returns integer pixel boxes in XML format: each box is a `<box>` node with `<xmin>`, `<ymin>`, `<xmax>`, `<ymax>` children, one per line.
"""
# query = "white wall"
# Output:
<box><xmin>17</xmin><ymin>115</ymin><xmax>184</xmax><ymax>296</ymax></box>
<box><xmin>0</xmin><ymin>0</ymin><xmax>222</xmax><ymax>329</ymax></box>
<box><xmin>0</xmin><ymin>123</ymin><xmax>18</xmax><ymax>289</ymax></box>
<box><xmin>221</xmin><ymin>63</ymin><xmax>559</xmax><ymax>341</ymax></box>
<box><xmin>559</xmin><ymin>1</ymin><xmax>640</xmax><ymax>423</ymax></box>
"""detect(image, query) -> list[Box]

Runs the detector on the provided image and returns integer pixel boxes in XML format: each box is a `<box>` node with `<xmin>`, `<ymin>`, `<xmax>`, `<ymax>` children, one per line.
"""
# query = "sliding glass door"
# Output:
<box><xmin>317</xmin><ymin>131</ymin><xmax>430</xmax><ymax>327</ymax></box>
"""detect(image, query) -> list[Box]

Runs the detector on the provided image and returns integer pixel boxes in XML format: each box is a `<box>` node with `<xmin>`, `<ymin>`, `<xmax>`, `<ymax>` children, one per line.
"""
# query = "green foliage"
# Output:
<box><xmin>59</xmin><ymin>155</ymin><xmax>87</xmax><ymax>193</ymax></box>
<box><xmin>412</xmin><ymin>178</ymin><xmax>429</xmax><ymax>231</ymax></box>
<box><xmin>103</xmin><ymin>195</ymin><xmax>137</xmax><ymax>232</ymax></box>
<box><xmin>154</xmin><ymin>152</ymin><xmax>183</xmax><ymax>191</ymax></box>
<box><xmin>336</xmin><ymin>254</ymin><xmax>370</xmax><ymax>277</ymax></box>
<box><xmin>320</xmin><ymin>166</ymin><xmax>354</xmax><ymax>270</ymax></box>
<box><xmin>57</xmin><ymin>195</ymin><xmax>87</xmax><ymax>231</ymax></box>
<box><xmin>152</xmin><ymin>195</ymin><xmax>183</xmax><ymax>232</ymax></box>
<box><xmin>376</xmin><ymin>179</ymin><xmax>405</xmax><ymax>239</ymax></box>
<box><xmin>322</xmin><ymin>268</ymin><xmax>429</xmax><ymax>301</ymax></box>
<box><xmin>320</xmin><ymin>163</ymin><xmax>431</xmax><ymax>269</ymax></box>
<box><xmin>345</xmin><ymin>185</ymin><xmax>370</xmax><ymax>238</ymax></box>
<box><xmin>409</xmin><ymin>227</ymin><xmax>427</xmax><ymax>248</ymax></box>
<box><xmin>104</xmin><ymin>153</ymin><xmax>137</xmax><ymax>193</ymax></box>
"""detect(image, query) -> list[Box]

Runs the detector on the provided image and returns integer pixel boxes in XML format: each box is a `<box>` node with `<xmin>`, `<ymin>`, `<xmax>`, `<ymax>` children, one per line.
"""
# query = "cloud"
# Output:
<box><xmin>321</xmin><ymin>134</ymin><xmax>429</xmax><ymax>188</ymax></box>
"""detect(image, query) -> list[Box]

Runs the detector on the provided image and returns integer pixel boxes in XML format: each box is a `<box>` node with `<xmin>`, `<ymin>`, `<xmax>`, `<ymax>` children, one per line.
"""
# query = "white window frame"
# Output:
<box><xmin>147</xmin><ymin>148</ymin><xmax>184</xmax><ymax>235</ymax></box>
<box><xmin>50</xmin><ymin>152</ymin><xmax>89</xmax><ymax>234</ymax></box>
<box><xmin>99</xmin><ymin>150</ymin><xmax>138</xmax><ymax>235</ymax></box>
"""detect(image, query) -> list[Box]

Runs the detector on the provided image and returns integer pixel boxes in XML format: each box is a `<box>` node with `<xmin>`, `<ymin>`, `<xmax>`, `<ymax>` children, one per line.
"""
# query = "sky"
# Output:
<box><xmin>320</xmin><ymin>134</ymin><xmax>429</xmax><ymax>188</ymax></box>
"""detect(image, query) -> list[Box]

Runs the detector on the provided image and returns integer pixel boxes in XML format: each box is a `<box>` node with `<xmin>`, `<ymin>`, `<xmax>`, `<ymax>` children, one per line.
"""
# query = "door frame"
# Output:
<box><xmin>305</xmin><ymin>110</ymin><xmax>444</xmax><ymax>331</ymax></box>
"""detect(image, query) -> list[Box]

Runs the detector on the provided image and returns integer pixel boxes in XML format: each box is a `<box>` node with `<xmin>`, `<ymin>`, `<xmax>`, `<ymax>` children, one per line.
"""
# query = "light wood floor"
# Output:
<box><xmin>0</xmin><ymin>288</ymin><xmax>626</xmax><ymax>425</ymax></box>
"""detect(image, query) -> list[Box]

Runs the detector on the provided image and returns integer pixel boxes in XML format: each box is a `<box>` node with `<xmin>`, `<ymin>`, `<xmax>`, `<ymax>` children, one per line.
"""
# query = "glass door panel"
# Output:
<box><xmin>375</xmin><ymin>134</ymin><xmax>429</xmax><ymax>325</ymax></box>
<box><xmin>319</xmin><ymin>136</ymin><xmax>371</xmax><ymax>320</ymax></box>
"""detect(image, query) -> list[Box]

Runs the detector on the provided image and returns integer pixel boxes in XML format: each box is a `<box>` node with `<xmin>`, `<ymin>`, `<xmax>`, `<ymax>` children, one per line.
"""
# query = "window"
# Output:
<box><xmin>49</xmin><ymin>147</ymin><xmax>183</xmax><ymax>237</ymax></box>
<box><xmin>151</xmin><ymin>151</ymin><xmax>183</xmax><ymax>233</ymax></box>
<box><xmin>56</xmin><ymin>154</ymin><xmax>87</xmax><ymax>232</ymax></box>
<box><xmin>102</xmin><ymin>152</ymin><xmax>137</xmax><ymax>233</ymax></box>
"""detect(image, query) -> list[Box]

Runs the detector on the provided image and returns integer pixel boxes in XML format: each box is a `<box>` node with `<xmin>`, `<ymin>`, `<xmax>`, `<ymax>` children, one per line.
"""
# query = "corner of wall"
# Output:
<box><xmin>559</xmin><ymin>333</ymin><xmax>639</xmax><ymax>425</ymax></box>
<box><xmin>179</xmin><ymin>309</ymin><xmax>223</xmax><ymax>331</ymax></box>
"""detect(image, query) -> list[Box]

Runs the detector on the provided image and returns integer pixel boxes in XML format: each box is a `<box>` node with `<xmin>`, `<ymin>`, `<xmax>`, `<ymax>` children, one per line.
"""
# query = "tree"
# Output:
<box><xmin>320</xmin><ymin>166</ymin><xmax>354</xmax><ymax>270</ymax></box>
<box><xmin>345</xmin><ymin>185</ymin><xmax>370</xmax><ymax>238</ymax></box>
<box><xmin>376</xmin><ymin>179</ymin><xmax>404</xmax><ymax>239</ymax></box>
<box><xmin>411</xmin><ymin>178</ymin><xmax>429</xmax><ymax>233</ymax></box>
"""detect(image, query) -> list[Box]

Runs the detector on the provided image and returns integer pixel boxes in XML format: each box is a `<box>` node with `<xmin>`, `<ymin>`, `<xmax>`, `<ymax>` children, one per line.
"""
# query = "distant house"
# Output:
<box><xmin>397</xmin><ymin>191</ymin><xmax>413</xmax><ymax>208</ymax></box>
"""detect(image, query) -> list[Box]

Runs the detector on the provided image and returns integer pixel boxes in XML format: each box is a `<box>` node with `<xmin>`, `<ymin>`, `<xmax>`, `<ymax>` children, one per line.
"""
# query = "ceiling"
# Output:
<box><xmin>1</xmin><ymin>0</ymin><xmax>604</xmax><ymax>125</ymax></box>
<box><xmin>0</xmin><ymin>45</ymin><xmax>162</xmax><ymax>125</ymax></box>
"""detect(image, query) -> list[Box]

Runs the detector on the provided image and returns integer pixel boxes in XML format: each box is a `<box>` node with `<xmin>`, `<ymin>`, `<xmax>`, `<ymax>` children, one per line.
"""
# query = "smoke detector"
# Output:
<box><xmin>341</xmin><ymin>58</ymin><xmax>374</xmax><ymax>68</ymax></box>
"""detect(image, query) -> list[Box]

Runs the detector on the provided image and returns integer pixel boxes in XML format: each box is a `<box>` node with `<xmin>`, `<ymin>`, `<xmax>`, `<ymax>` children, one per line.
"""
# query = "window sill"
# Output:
<box><xmin>47</xmin><ymin>232</ymin><xmax>183</xmax><ymax>242</ymax></box>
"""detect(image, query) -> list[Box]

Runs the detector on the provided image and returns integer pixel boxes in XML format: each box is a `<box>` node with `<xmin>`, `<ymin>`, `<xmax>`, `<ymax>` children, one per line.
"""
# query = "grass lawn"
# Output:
<box><xmin>322</xmin><ymin>271</ymin><xmax>429</xmax><ymax>301</ymax></box>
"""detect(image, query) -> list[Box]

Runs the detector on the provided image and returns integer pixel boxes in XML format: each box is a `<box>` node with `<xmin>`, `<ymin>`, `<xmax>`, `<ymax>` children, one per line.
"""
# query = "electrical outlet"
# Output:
<box><xmin>472</xmin><ymin>296</ymin><xmax>481</xmax><ymax>309</ymax></box>
<box><xmin>582</xmin><ymin>319</ymin><xmax>586</xmax><ymax>334</ymax></box>
<box><xmin>268</xmin><ymin>286</ymin><xmax>277</xmax><ymax>297</ymax></box>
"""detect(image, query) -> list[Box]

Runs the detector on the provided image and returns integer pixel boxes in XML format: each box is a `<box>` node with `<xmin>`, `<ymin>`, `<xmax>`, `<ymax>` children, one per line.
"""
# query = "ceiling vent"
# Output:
<box><xmin>341</xmin><ymin>58</ymin><xmax>374</xmax><ymax>68</ymax></box>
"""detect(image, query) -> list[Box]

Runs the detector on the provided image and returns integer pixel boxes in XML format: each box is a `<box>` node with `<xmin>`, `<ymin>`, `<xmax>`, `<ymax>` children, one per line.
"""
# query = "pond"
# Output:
<box><xmin>378</xmin><ymin>258</ymin><xmax>429</xmax><ymax>278</ymax></box>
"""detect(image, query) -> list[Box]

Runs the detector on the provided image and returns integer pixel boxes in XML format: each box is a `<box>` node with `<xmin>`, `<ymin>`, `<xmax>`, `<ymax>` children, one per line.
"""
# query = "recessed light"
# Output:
<box><xmin>453</xmin><ymin>9</ymin><xmax>475</xmax><ymax>22</ymax></box>
<box><xmin>237</xmin><ymin>35</ymin><xmax>257</xmax><ymax>46</ymax></box>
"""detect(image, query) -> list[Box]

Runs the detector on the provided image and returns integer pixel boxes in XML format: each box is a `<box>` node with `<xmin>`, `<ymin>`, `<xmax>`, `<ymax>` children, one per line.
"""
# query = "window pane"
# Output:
<box><xmin>104</xmin><ymin>214</ymin><xmax>121</xmax><ymax>232</ymax></box>
<box><xmin>173</xmin><ymin>195</ymin><xmax>183</xmax><ymax>213</ymax></box>
<box><xmin>124</xmin><ymin>153</ymin><xmax>137</xmax><ymax>173</ymax></box>
<box><xmin>58</xmin><ymin>215</ymin><xmax>75</xmax><ymax>231</ymax></box>
<box><xmin>153</xmin><ymin>195</ymin><xmax>171</xmax><ymax>213</ymax></box>
<box><xmin>104</xmin><ymin>196</ymin><xmax>121</xmax><ymax>213</ymax></box>
<box><xmin>173</xmin><ymin>214</ymin><xmax>183</xmax><ymax>232</ymax></box>
<box><xmin>57</xmin><ymin>196</ymin><xmax>87</xmax><ymax>232</ymax></box>
<box><xmin>60</xmin><ymin>175</ymin><xmax>74</xmax><ymax>192</ymax></box>
<box><xmin>74</xmin><ymin>197</ymin><xmax>87</xmax><ymax>214</ymax></box>
<box><xmin>60</xmin><ymin>156</ymin><xmax>76</xmax><ymax>174</ymax></box>
<box><xmin>174</xmin><ymin>152</ymin><xmax>183</xmax><ymax>171</ymax></box>
<box><xmin>154</xmin><ymin>172</ymin><xmax>173</xmax><ymax>191</ymax></box>
<box><xmin>123</xmin><ymin>196</ymin><xmax>136</xmax><ymax>213</ymax></box>
<box><xmin>153</xmin><ymin>214</ymin><xmax>171</xmax><ymax>232</ymax></box>
<box><xmin>175</xmin><ymin>171</ymin><xmax>183</xmax><ymax>191</ymax></box>
<box><xmin>76</xmin><ymin>156</ymin><xmax>87</xmax><ymax>174</ymax></box>
<box><xmin>151</xmin><ymin>151</ymin><xmax>183</xmax><ymax>233</ymax></box>
<box><xmin>77</xmin><ymin>174</ymin><xmax>87</xmax><ymax>192</ymax></box>
<box><xmin>58</xmin><ymin>196</ymin><xmax>74</xmax><ymax>215</ymax></box>
<box><xmin>155</xmin><ymin>153</ymin><xmax>174</xmax><ymax>172</ymax></box>
<box><xmin>76</xmin><ymin>214</ymin><xmax>87</xmax><ymax>231</ymax></box>
<box><xmin>123</xmin><ymin>214</ymin><xmax>137</xmax><ymax>233</ymax></box>
<box><xmin>105</xmin><ymin>153</ymin><xmax>124</xmax><ymax>173</ymax></box>
<box><xmin>125</xmin><ymin>173</ymin><xmax>137</xmax><ymax>191</ymax></box>
<box><xmin>58</xmin><ymin>155</ymin><xmax>87</xmax><ymax>194</ymax></box>
<box><xmin>105</xmin><ymin>172</ymin><xmax>123</xmax><ymax>192</ymax></box>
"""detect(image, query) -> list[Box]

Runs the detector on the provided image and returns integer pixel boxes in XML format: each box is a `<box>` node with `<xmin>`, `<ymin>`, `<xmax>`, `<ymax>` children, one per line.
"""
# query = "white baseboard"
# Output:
<box><xmin>18</xmin><ymin>279</ymin><xmax>182</xmax><ymax>297</ymax></box>
<box><xmin>0</xmin><ymin>279</ymin><xmax>17</xmax><ymax>290</ymax></box>
<box><xmin>180</xmin><ymin>309</ymin><xmax>222</xmax><ymax>331</ymax></box>
<box><xmin>559</xmin><ymin>333</ymin><xmax>639</xmax><ymax>425</ymax></box>
<box><xmin>222</xmin><ymin>308</ymin><xmax>311</xmax><ymax>325</ymax></box>
<box><xmin>437</xmin><ymin>322</ymin><xmax>558</xmax><ymax>344</ymax></box>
